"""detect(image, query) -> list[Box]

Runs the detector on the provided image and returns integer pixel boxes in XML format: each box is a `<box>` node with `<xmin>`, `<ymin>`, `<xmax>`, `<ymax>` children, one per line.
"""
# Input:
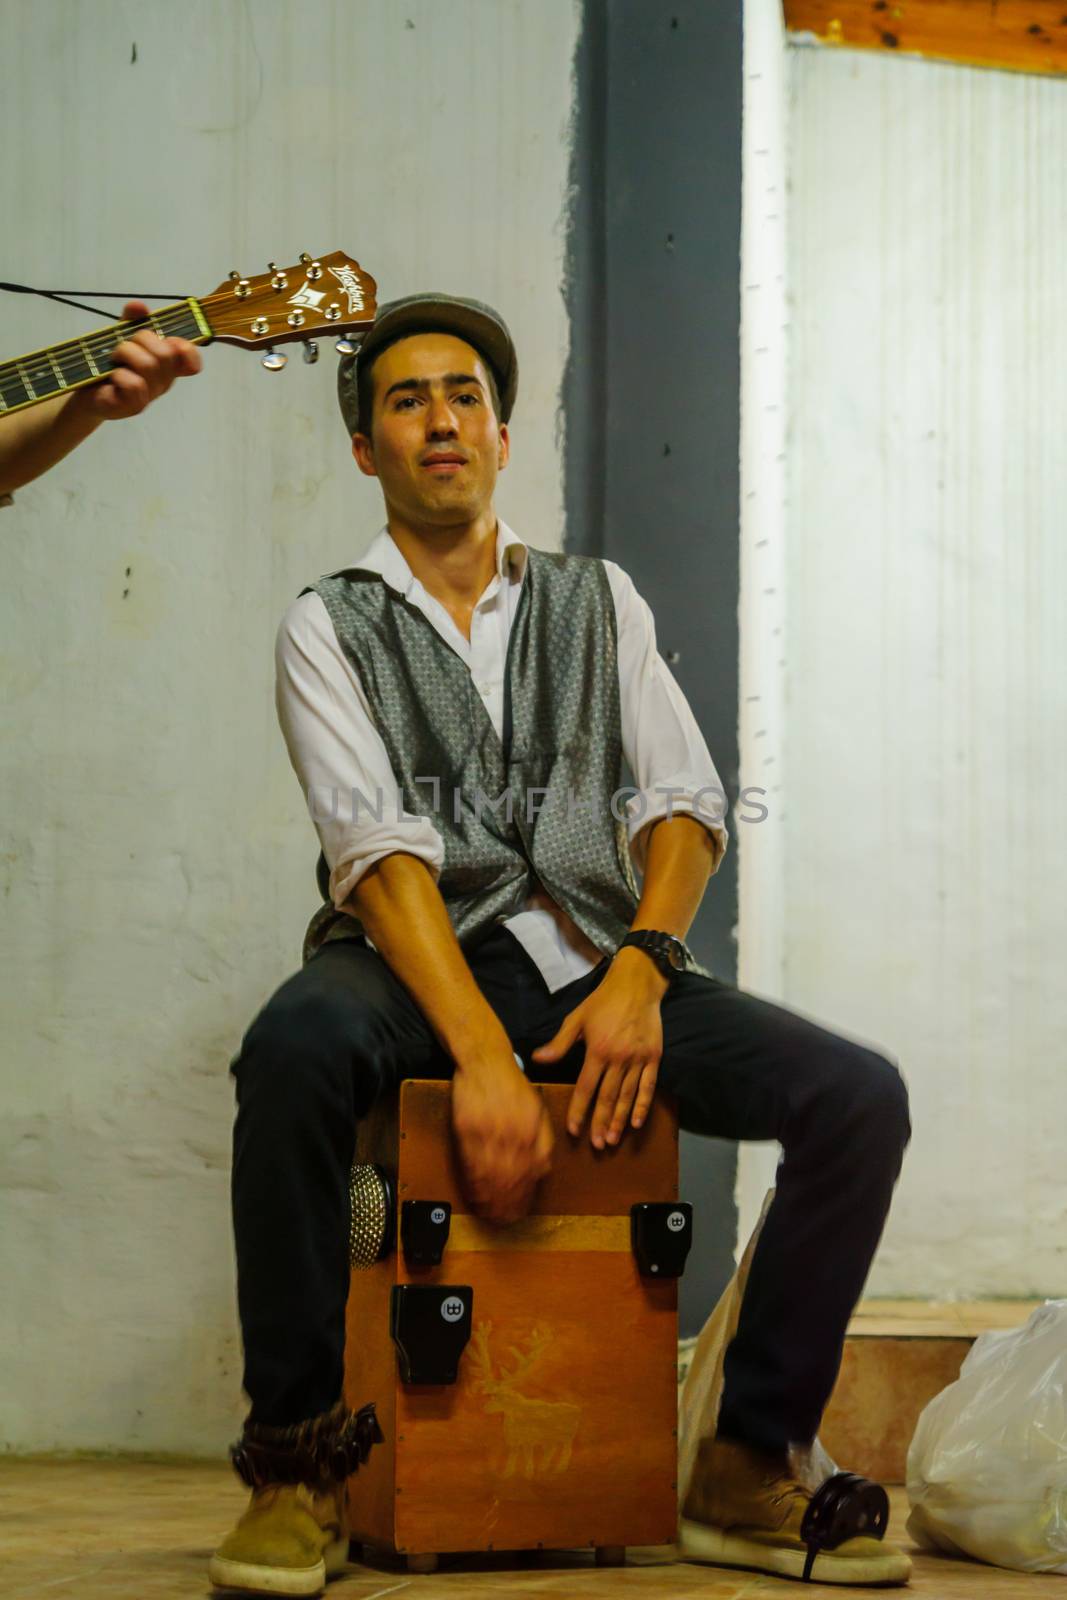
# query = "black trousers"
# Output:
<box><xmin>230</xmin><ymin>924</ymin><xmax>910</xmax><ymax>1454</ymax></box>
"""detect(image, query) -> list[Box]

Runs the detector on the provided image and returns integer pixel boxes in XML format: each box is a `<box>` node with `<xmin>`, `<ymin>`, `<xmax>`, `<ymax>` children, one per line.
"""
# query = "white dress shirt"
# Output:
<box><xmin>276</xmin><ymin>521</ymin><xmax>727</xmax><ymax>992</ymax></box>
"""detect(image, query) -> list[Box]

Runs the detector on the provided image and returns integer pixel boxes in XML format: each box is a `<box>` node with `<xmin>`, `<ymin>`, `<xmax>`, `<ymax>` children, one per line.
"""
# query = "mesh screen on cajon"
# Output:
<box><xmin>344</xmin><ymin>1080</ymin><xmax>690</xmax><ymax>1561</ymax></box>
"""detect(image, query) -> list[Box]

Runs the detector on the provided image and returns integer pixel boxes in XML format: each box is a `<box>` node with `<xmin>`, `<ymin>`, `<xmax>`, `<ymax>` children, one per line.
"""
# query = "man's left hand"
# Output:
<box><xmin>531</xmin><ymin>948</ymin><xmax>668</xmax><ymax>1148</ymax></box>
<box><xmin>79</xmin><ymin>299</ymin><xmax>202</xmax><ymax>420</ymax></box>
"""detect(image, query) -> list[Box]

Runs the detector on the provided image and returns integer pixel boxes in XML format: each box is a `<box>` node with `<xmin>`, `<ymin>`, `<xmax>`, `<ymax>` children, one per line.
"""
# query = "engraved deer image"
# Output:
<box><xmin>468</xmin><ymin>1320</ymin><xmax>582</xmax><ymax>1479</ymax></box>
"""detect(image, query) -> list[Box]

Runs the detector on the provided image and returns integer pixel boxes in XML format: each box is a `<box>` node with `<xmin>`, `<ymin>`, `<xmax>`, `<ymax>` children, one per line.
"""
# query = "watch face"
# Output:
<box><xmin>667</xmin><ymin>941</ymin><xmax>686</xmax><ymax>971</ymax></box>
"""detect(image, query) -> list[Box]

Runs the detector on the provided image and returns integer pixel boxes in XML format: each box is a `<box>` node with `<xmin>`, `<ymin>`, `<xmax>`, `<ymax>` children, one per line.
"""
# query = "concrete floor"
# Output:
<box><xmin>1</xmin><ymin>1459</ymin><xmax>1061</xmax><ymax>1600</ymax></box>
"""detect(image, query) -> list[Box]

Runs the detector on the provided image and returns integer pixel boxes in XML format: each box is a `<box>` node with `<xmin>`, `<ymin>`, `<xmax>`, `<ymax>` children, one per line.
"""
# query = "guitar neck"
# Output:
<box><xmin>0</xmin><ymin>299</ymin><xmax>212</xmax><ymax>418</ymax></box>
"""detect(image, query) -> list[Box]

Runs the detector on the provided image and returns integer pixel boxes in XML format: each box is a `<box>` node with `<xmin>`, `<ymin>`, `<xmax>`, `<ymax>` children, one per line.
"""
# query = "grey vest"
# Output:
<box><xmin>299</xmin><ymin>547</ymin><xmax>641</xmax><ymax>964</ymax></box>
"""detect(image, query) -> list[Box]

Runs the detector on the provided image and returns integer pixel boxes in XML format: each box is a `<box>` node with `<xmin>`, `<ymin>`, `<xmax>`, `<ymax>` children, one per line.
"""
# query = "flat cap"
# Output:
<box><xmin>337</xmin><ymin>292</ymin><xmax>518</xmax><ymax>435</ymax></box>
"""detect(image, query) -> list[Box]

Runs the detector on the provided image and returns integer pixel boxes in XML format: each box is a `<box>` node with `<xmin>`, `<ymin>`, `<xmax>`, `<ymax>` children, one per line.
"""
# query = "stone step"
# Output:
<box><xmin>819</xmin><ymin>1300</ymin><xmax>1043</xmax><ymax>1484</ymax></box>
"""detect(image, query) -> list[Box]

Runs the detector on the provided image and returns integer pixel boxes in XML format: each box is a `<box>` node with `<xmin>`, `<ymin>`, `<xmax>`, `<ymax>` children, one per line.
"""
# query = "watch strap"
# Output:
<box><xmin>618</xmin><ymin>929</ymin><xmax>689</xmax><ymax>977</ymax></box>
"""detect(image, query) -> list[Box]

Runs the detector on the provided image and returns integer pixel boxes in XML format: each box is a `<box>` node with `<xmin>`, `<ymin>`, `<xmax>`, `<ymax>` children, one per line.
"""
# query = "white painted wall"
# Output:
<box><xmin>784</xmin><ymin>44</ymin><xmax>1067</xmax><ymax>1296</ymax></box>
<box><xmin>0</xmin><ymin>0</ymin><xmax>579</xmax><ymax>1453</ymax></box>
<box><xmin>735</xmin><ymin>0</ymin><xmax>791</xmax><ymax>1251</ymax></box>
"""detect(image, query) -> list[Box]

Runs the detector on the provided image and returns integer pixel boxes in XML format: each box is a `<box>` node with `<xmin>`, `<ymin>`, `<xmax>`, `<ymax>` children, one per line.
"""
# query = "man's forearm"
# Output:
<box><xmin>613</xmin><ymin>815</ymin><xmax>716</xmax><ymax>994</ymax></box>
<box><xmin>346</xmin><ymin>852</ymin><xmax>514</xmax><ymax>1072</ymax></box>
<box><xmin>0</xmin><ymin>392</ymin><xmax>103</xmax><ymax>496</ymax></box>
<box><xmin>633</xmin><ymin>813</ymin><xmax>715</xmax><ymax>937</ymax></box>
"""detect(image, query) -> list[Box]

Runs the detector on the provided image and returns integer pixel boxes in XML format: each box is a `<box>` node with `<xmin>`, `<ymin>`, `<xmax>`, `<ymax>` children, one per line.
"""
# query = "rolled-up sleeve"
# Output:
<box><xmin>603</xmin><ymin>561</ymin><xmax>729</xmax><ymax>877</ymax></box>
<box><xmin>275</xmin><ymin>593</ymin><xmax>445</xmax><ymax>912</ymax></box>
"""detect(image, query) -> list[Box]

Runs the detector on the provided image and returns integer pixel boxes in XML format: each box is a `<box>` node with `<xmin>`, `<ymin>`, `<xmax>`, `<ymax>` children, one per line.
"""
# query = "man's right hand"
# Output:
<box><xmin>450</xmin><ymin>1057</ymin><xmax>554</xmax><ymax>1224</ymax></box>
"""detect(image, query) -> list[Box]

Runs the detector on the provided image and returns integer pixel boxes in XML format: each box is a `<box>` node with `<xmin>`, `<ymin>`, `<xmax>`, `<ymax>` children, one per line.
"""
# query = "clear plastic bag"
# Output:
<box><xmin>906</xmin><ymin>1300</ymin><xmax>1067</xmax><ymax>1573</ymax></box>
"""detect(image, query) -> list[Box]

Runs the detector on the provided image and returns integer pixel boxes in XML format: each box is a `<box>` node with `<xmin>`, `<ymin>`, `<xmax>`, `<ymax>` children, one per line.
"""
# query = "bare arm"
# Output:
<box><xmin>0</xmin><ymin>392</ymin><xmax>104</xmax><ymax>497</ymax></box>
<box><xmin>349</xmin><ymin>852</ymin><xmax>554</xmax><ymax>1222</ymax></box>
<box><xmin>627</xmin><ymin>810</ymin><xmax>716</xmax><ymax>954</ymax></box>
<box><xmin>349</xmin><ymin>851</ymin><xmax>515</xmax><ymax>1063</ymax></box>
<box><xmin>0</xmin><ymin>300</ymin><xmax>201</xmax><ymax>497</ymax></box>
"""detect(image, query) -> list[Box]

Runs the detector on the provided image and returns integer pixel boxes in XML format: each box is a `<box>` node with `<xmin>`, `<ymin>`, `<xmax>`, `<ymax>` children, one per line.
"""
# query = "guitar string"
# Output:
<box><xmin>5</xmin><ymin>282</ymin><xmax>370</xmax><ymax>392</ymax></box>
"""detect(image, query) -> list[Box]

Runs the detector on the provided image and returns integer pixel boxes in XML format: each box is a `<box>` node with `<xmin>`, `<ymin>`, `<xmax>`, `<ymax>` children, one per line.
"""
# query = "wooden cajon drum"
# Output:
<box><xmin>342</xmin><ymin>1078</ymin><xmax>689</xmax><ymax>1569</ymax></box>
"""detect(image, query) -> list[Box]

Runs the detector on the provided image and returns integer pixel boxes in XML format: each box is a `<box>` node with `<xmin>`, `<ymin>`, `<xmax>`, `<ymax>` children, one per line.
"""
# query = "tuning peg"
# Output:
<box><xmin>229</xmin><ymin>270</ymin><xmax>241</xmax><ymax>281</ymax></box>
<box><xmin>334</xmin><ymin>335</ymin><xmax>361</xmax><ymax>356</ymax></box>
<box><xmin>299</xmin><ymin>252</ymin><xmax>312</xmax><ymax>265</ymax></box>
<box><xmin>267</xmin><ymin>261</ymin><xmax>277</xmax><ymax>272</ymax></box>
<box><xmin>261</xmin><ymin>349</ymin><xmax>287</xmax><ymax>371</ymax></box>
<box><xmin>302</xmin><ymin>341</ymin><xmax>319</xmax><ymax>365</ymax></box>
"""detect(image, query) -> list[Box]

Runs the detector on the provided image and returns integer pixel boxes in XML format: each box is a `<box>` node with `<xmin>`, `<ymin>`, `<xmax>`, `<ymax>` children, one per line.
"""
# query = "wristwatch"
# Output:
<box><xmin>617</xmin><ymin>929</ymin><xmax>689</xmax><ymax>980</ymax></box>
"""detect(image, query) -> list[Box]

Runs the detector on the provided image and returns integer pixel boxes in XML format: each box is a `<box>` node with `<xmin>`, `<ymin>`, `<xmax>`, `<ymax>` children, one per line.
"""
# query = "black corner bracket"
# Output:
<box><xmin>630</xmin><ymin>1201</ymin><xmax>693</xmax><ymax>1278</ymax></box>
<box><xmin>400</xmin><ymin>1199</ymin><xmax>452</xmax><ymax>1266</ymax></box>
<box><xmin>390</xmin><ymin>1283</ymin><xmax>473</xmax><ymax>1384</ymax></box>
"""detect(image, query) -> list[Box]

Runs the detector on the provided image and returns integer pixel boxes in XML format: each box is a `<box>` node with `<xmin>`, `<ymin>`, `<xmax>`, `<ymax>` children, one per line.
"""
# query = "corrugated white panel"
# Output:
<box><xmin>736</xmin><ymin>0</ymin><xmax>790</xmax><ymax>1254</ymax></box>
<box><xmin>787</xmin><ymin>44</ymin><xmax>1067</xmax><ymax>1296</ymax></box>
<box><xmin>0</xmin><ymin>0</ymin><xmax>579</xmax><ymax>1451</ymax></box>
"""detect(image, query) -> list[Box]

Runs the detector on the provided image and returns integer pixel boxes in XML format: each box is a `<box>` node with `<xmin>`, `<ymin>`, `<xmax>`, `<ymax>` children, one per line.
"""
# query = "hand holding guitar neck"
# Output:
<box><xmin>75</xmin><ymin>300</ymin><xmax>202</xmax><ymax>421</ymax></box>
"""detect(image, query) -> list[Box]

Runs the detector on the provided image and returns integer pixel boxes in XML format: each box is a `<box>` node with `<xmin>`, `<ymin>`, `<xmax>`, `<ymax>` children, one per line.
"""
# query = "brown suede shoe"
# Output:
<box><xmin>208</xmin><ymin>1482</ymin><xmax>349</xmax><ymax>1596</ymax></box>
<box><xmin>679</xmin><ymin>1436</ymin><xmax>912</xmax><ymax>1586</ymax></box>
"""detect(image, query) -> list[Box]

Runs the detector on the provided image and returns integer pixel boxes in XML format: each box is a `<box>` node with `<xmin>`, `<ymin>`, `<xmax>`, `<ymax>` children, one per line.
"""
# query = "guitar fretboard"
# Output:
<box><xmin>0</xmin><ymin>300</ymin><xmax>209</xmax><ymax>416</ymax></box>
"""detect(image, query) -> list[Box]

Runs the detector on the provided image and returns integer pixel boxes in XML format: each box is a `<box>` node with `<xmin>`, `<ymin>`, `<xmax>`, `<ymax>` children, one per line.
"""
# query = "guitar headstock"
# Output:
<box><xmin>198</xmin><ymin>250</ymin><xmax>378</xmax><ymax>356</ymax></box>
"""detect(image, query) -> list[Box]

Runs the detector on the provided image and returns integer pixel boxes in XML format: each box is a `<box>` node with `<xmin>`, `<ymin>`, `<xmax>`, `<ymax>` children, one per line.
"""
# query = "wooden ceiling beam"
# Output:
<box><xmin>783</xmin><ymin>1</ymin><xmax>1067</xmax><ymax>77</ymax></box>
